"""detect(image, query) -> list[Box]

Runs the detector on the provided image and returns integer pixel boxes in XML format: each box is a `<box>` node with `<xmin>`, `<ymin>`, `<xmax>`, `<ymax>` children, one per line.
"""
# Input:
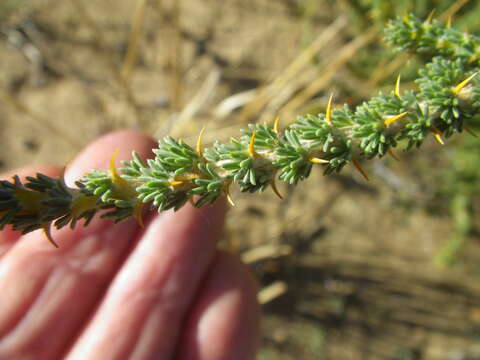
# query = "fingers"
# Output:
<box><xmin>66</xmin><ymin>199</ymin><xmax>227</xmax><ymax>360</ymax></box>
<box><xmin>0</xmin><ymin>164</ymin><xmax>63</xmax><ymax>257</ymax></box>
<box><xmin>0</xmin><ymin>131</ymin><xmax>156</xmax><ymax>360</ymax></box>
<box><xmin>178</xmin><ymin>251</ymin><xmax>260</xmax><ymax>360</ymax></box>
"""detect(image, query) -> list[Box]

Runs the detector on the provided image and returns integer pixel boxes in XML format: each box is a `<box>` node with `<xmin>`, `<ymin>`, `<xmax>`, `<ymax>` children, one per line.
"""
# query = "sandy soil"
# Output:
<box><xmin>1</xmin><ymin>1</ymin><xmax>480</xmax><ymax>359</ymax></box>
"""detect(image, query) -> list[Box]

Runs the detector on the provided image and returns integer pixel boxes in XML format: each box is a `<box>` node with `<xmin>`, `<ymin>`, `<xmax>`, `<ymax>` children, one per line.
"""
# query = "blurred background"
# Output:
<box><xmin>1</xmin><ymin>0</ymin><xmax>480</xmax><ymax>358</ymax></box>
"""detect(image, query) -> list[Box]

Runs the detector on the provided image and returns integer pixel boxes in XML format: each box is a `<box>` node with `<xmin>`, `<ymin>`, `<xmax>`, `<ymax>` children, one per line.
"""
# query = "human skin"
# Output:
<box><xmin>0</xmin><ymin>130</ymin><xmax>260</xmax><ymax>360</ymax></box>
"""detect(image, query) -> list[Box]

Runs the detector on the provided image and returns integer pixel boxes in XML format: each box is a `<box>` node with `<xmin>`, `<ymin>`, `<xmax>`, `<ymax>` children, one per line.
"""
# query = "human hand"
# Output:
<box><xmin>0</xmin><ymin>131</ymin><xmax>259</xmax><ymax>360</ymax></box>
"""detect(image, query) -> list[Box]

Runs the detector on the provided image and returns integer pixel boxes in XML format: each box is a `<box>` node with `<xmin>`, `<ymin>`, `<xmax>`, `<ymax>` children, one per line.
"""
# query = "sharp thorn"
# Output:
<box><xmin>384</xmin><ymin>111</ymin><xmax>408</xmax><ymax>127</ymax></box>
<box><xmin>248</xmin><ymin>130</ymin><xmax>257</xmax><ymax>158</ymax></box>
<box><xmin>434</xmin><ymin>134</ymin><xmax>445</xmax><ymax>145</ymax></box>
<box><xmin>308</xmin><ymin>156</ymin><xmax>330</xmax><ymax>164</ymax></box>
<box><xmin>224</xmin><ymin>182</ymin><xmax>236</xmax><ymax>207</ymax></box>
<box><xmin>325</xmin><ymin>93</ymin><xmax>334</xmax><ymax>126</ymax></box>
<box><xmin>446</xmin><ymin>15</ymin><xmax>452</xmax><ymax>28</ymax></box>
<box><xmin>271</xmin><ymin>178</ymin><xmax>283</xmax><ymax>200</ymax></box>
<box><xmin>388</xmin><ymin>148</ymin><xmax>400</xmax><ymax>161</ymax></box>
<box><xmin>453</xmin><ymin>72</ymin><xmax>478</xmax><ymax>94</ymax></box>
<box><xmin>394</xmin><ymin>74</ymin><xmax>401</xmax><ymax>98</ymax></box>
<box><xmin>432</xmin><ymin>129</ymin><xmax>445</xmax><ymax>145</ymax></box>
<box><xmin>273</xmin><ymin>116</ymin><xmax>280</xmax><ymax>134</ymax></box>
<box><xmin>426</xmin><ymin>9</ymin><xmax>436</xmax><ymax>23</ymax></box>
<box><xmin>109</xmin><ymin>148</ymin><xmax>121</xmax><ymax>183</ymax></box>
<box><xmin>196</xmin><ymin>126</ymin><xmax>206</xmax><ymax>157</ymax></box>
<box><xmin>352</xmin><ymin>159</ymin><xmax>370</xmax><ymax>181</ymax></box>
<box><xmin>134</xmin><ymin>202</ymin><xmax>144</xmax><ymax>228</ymax></box>
<box><xmin>169</xmin><ymin>180</ymin><xmax>184</xmax><ymax>187</ymax></box>
<box><xmin>43</xmin><ymin>224</ymin><xmax>59</xmax><ymax>248</ymax></box>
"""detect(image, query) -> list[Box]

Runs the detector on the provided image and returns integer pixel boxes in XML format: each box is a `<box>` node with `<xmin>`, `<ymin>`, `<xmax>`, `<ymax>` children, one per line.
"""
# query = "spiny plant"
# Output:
<box><xmin>1</xmin><ymin>14</ymin><xmax>480</xmax><ymax>247</ymax></box>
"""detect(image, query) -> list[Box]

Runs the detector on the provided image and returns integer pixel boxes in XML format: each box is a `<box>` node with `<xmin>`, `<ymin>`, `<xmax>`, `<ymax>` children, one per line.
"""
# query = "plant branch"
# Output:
<box><xmin>1</xmin><ymin>15</ymin><xmax>479</xmax><ymax>245</ymax></box>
